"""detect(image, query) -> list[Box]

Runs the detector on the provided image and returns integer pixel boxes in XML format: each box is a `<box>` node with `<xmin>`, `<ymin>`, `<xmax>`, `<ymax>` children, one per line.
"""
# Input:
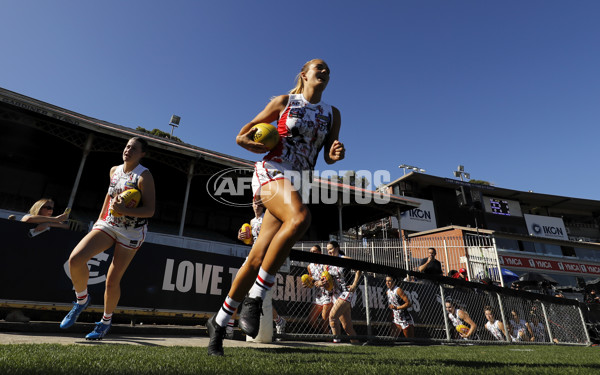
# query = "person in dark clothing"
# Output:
<box><xmin>417</xmin><ymin>247</ymin><xmax>443</xmax><ymax>276</ymax></box>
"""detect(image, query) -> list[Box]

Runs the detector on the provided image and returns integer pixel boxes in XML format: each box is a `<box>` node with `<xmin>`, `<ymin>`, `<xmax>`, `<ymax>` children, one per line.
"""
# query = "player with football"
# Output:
<box><xmin>303</xmin><ymin>245</ymin><xmax>334</xmax><ymax>334</ymax></box>
<box><xmin>207</xmin><ymin>58</ymin><xmax>345</xmax><ymax>356</ymax></box>
<box><xmin>445</xmin><ymin>300</ymin><xmax>478</xmax><ymax>340</ymax></box>
<box><xmin>59</xmin><ymin>137</ymin><xmax>155</xmax><ymax>340</ymax></box>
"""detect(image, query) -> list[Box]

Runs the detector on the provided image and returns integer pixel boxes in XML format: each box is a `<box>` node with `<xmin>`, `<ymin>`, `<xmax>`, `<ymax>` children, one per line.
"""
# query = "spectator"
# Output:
<box><xmin>8</xmin><ymin>215</ymin><xmax>16</xmax><ymax>220</ymax></box>
<box><xmin>445</xmin><ymin>300</ymin><xmax>477</xmax><ymax>340</ymax></box>
<box><xmin>417</xmin><ymin>247</ymin><xmax>443</xmax><ymax>276</ymax></box>
<box><xmin>452</xmin><ymin>268</ymin><xmax>469</xmax><ymax>281</ymax></box>
<box><xmin>21</xmin><ymin>198</ymin><xmax>70</xmax><ymax>235</ymax></box>
<box><xmin>585</xmin><ymin>289</ymin><xmax>600</xmax><ymax>304</ymax></box>
<box><xmin>448</xmin><ymin>270</ymin><xmax>458</xmax><ymax>278</ymax></box>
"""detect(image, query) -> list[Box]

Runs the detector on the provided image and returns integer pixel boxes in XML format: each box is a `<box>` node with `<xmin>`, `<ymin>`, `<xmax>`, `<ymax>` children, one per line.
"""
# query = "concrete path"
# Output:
<box><xmin>0</xmin><ymin>321</ymin><xmax>341</xmax><ymax>348</ymax></box>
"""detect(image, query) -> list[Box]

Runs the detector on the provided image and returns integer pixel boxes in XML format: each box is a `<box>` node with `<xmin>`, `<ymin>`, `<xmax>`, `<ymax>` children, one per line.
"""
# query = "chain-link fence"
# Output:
<box><xmin>271</xmin><ymin>250</ymin><xmax>590</xmax><ymax>345</ymax></box>
<box><xmin>294</xmin><ymin>235</ymin><xmax>499</xmax><ymax>284</ymax></box>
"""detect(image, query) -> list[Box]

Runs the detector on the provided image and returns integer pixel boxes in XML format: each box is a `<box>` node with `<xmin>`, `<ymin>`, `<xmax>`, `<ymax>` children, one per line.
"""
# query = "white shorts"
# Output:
<box><xmin>93</xmin><ymin>220</ymin><xmax>147</xmax><ymax>250</ymax></box>
<box><xmin>314</xmin><ymin>290</ymin><xmax>333</xmax><ymax>306</ymax></box>
<box><xmin>334</xmin><ymin>291</ymin><xmax>356</xmax><ymax>307</ymax></box>
<box><xmin>252</xmin><ymin>161</ymin><xmax>310</xmax><ymax>202</ymax></box>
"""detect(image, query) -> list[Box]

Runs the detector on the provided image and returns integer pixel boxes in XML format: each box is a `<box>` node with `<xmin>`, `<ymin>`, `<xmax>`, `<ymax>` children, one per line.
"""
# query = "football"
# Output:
<box><xmin>456</xmin><ymin>324</ymin><xmax>469</xmax><ymax>334</ymax></box>
<box><xmin>321</xmin><ymin>270</ymin><xmax>334</xmax><ymax>291</ymax></box>
<box><xmin>240</xmin><ymin>223</ymin><xmax>252</xmax><ymax>245</ymax></box>
<box><xmin>110</xmin><ymin>188</ymin><xmax>141</xmax><ymax>218</ymax></box>
<box><xmin>301</xmin><ymin>274</ymin><xmax>314</xmax><ymax>288</ymax></box>
<box><xmin>252</xmin><ymin>123</ymin><xmax>280</xmax><ymax>150</ymax></box>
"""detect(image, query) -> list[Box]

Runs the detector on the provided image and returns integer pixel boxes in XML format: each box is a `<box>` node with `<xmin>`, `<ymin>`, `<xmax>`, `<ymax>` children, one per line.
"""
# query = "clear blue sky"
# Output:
<box><xmin>2</xmin><ymin>1</ymin><xmax>599</xmax><ymax>199</ymax></box>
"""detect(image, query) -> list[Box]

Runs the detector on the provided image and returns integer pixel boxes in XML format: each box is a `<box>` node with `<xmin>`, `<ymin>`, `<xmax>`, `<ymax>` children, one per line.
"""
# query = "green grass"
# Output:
<box><xmin>0</xmin><ymin>344</ymin><xmax>599</xmax><ymax>375</ymax></box>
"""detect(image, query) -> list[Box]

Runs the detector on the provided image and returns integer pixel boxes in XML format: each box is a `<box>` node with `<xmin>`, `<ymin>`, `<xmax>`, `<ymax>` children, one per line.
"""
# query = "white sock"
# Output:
<box><xmin>101</xmin><ymin>313</ymin><xmax>112</xmax><ymax>325</ymax></box>
<box><xmin>248</xmin><ymin>267</ymin><xmax>275</xmax><ymax>300</ymax></box>
<box><xmin>76</xmin><ymin>289</ymin><xmax>88</xmax><ymax>305</ymax></box>
<box><xmin>215</xmin><ymin>296</ymin><xmax>240</xmax><ymax>327</ymax></box>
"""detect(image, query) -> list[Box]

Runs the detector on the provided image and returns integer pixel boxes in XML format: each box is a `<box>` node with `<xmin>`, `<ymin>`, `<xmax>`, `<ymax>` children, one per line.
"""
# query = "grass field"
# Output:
<box><xmin>0</xmin><ymin>343</ymin><xmax>599</xmax><ymax>375</ymax></box>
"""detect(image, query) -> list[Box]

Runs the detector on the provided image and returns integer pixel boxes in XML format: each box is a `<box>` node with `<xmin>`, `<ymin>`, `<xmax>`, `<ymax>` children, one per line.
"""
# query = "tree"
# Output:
<box><xmin>468</xmin><ymin>179</ymin><xmax>491</xmax><ymax>186</ymax></box>
<box><xmin>136</xmin><ymin>127</ymin><xmax>183</xmax><ymax>143</ymax></box>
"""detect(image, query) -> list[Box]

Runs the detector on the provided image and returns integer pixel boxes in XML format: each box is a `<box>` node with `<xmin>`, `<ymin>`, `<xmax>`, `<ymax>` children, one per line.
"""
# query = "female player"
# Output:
<box><xmin>385</xmin><ymin>276</ymin><xmax>414</xmax><ymax>338</ymax></box>
<box><xmin>326</xmin><ymin>240</ymin><xmax>361</xmax><ymax>343</ymax></box>
<box><xmin>445</xmin><ymin>300</ymin><xmax>478</xmax><ymax>340</ymax></box>
<box><xmin>59</xmin><ymin>137</ymin><xmax>155</xmax><ymax>340</ymax></box>
<box><xmin>208</xmin><ymin>58</ymin><xmax>345</xmax><ymax>356</ymax></box>
<box><xmin>483</xmin><ymin>306</ymin><xmax>509</xmax><ymax>341</ymax></box>
<box><xmin>304</xmin><ymin>245</ymin><xmax>334</xmax><ymax>333</ymax></box>
<box><xmin>232</xmin><ymin>200</ymin><xmax>286</xmax><ymax>338</ymax></box>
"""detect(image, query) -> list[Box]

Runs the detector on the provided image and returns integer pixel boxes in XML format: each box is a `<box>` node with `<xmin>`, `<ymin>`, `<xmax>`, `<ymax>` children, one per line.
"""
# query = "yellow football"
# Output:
<box><xmin>252</xmin><ymin>123</ymin><xmax>280</xmax><ymax>150</ymax></box>
<box><xmin>110</xmin><ymin>188</ymin><xmax>141</xmax><ymax>217</ymax></box>
<box><xmin>301</xmin><ymin>274</ymin><xmax>314</xmax><ymax>288</ymax></box>
<box><xmin>456</xmin><ymin>324</ymin><xmax>469</xmax><ymax>334</ymax></box>
<box><xmin>240</xmin><ymin>223</ymin><xmax>252</xmax><ymax>245</ymax></box>
<box><xmin>321</xmin><ymin>270</ymin><xmax>334</xmax><ymax>291</ymax></box>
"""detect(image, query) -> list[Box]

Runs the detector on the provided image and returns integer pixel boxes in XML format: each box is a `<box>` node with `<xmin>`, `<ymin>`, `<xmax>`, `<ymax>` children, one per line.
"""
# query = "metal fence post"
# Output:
<box><xmin>491</xmin><ymin>237</ymin><xmax>505</xmax><ymax>287</ymax></box>
<box><xmin>540</xmin><ymin>302</ymin><xmax>555</xmax><ymax>344</ymax></box>
<box><xmin>443</xmin><ymin>239</ymin><xmax>450</xmax><ymax>275</ymax></box>
<box><xmin>496</xmin><ymin>292</ymin><xmax>511</xmax><ymax>343</ymax></box>
<box><xmin>577</xmin><ymin>304</ymin><xmax>591</xmax><ymax>345</ymax></box>
<box><xmin>439</xmin><ymin>284</ymin><xmax>451</xmax><ymax>342</ymax></box>
<box><xmin>363</xmin><ymin>274</ymin><xmax>372</xmax><ymax>339</ymax></box>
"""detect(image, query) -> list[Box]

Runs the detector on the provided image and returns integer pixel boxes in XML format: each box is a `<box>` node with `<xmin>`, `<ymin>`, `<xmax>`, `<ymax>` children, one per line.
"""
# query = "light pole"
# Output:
<box><xmin>453</xmin><ymin>165</ymin><xmax>470</xmax><ymax>181</ymax></box>
<box><xmin>169</xmin><ymin>115</ymin><xmax>181</xmax><ymax>138</ymax></box>
<box><xmin>399</xmin><ymin>164</ymin><xmax>426</xmax><ymax>175</ymax></box>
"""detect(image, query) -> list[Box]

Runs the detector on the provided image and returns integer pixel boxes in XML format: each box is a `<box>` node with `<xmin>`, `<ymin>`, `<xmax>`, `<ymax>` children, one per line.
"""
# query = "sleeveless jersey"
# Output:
<box><xmin>250</xmin><ymin>213</ymin><xmax>264</xmax><ymax>243</ymax></box>
<box><xmin>448</xmin><ymin>309</ymin><xmax>466</xmax><ymax>328</ymax></box>
<box><xmin>264</xmin><ymin>93</ymin><xmax>332</xmax><ymax>173</ymax></box>
<box><xmin>485</xmin><ymin>320</ymin><xmax>504</xmax><ymax>341</ymax></box>
<box><xmin>386</xmin><ymin>286</ymin><xmax>414</xmax><ymax>326</ymax></box>
<box><xmin>530</xmin><ymin>321</ymin><xmax>547</xmax><ymax>342</ymax></box>
<box><xmin>103</xmin><ymin>164</ymin><xmax>148</xmax><ymax>230</ymax></box>
<box><xmin>326</xmin><ymin>257</ymin><xmax>349</xmax><ymax>296</ymax></box>
<box><xmin>510</xmin><ymin>318</ymin><xmax>529</xmax><ymax>340</ymax></box>
<box><xmin>308</xmin><ymin>262</ymin><xmax>333</xmax><ymax>304</ymax></box>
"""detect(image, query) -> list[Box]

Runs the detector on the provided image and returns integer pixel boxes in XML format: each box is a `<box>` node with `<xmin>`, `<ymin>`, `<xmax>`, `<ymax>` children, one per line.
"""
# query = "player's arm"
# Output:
<box><xmin>236</xmin><ymin>95</ymin><xmax>288</xmax><ymax>154</ymax></box>
<box><xmin>343</xmin><ymin>256</ymin><xmax>361</xmax><ymax>292</ymax></box>
<box><xmin>458</xmin><ymin>310</ymin><xmax>477</xmax><ymax>338</ymax></box>
<box><xmin>497</xmin><ymin>320</ymin><xmax>509</xmax><ymax>341</ymax></box>
<box><xmin>98</xmin><ymin>166</ymin><xmax>118</xmax><ymax>221</ymax></box>
<box><xmin>323</xmin><ymin>106</ymin><xmax>344</xmax><ymax>165</ymax></box>
<box><xmin>395</xmin><ymin>287</ymin><xmax>412</xmax><ymax>310</ymax></box>
<box><xmin>526</xmin><ymin>322</ymin><xmax>535</xmax><ymax>341</ymax></box>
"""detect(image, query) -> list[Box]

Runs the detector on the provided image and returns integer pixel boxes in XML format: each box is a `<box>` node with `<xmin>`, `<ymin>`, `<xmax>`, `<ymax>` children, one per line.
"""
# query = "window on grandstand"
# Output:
<box><xmin>533</xmin><ymin>242</ymin><xmax>562</xmax><ymax>257</ymax></box>
<box><xmin>574</xmin><ymin>247</ymin><xmax>600</xmax><ymax>262</ymax></box>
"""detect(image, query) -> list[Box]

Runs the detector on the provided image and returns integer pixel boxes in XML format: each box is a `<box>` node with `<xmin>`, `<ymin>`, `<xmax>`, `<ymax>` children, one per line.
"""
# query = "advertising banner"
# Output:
<box><xmin>523</xmin><ymin>214</ymin><xmax>569</xmax><ymax>240</ymax></box>
<box><xmin>499</xmin><ymin>254</ymin><xmax>600</xmax><ymax>276</ymax></box>
<box><xmin>393</xmin><ymin>197</ymin><xmax>437</xmax><ymax>232</ymax></box>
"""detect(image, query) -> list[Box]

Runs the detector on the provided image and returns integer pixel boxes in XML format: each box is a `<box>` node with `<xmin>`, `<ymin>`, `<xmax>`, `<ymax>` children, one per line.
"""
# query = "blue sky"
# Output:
<box><xmin>2</xmin><ymin>1</ymin><xmax>599</xmax><ymax>199</ymax></box>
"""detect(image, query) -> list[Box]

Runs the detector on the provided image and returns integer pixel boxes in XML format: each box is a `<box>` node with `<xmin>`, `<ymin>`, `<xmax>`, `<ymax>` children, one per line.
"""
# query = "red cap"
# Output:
<box><xmin>459</xmin><ymin>268</ymin><xmax>467</xmax><ymax>273</ymax></box>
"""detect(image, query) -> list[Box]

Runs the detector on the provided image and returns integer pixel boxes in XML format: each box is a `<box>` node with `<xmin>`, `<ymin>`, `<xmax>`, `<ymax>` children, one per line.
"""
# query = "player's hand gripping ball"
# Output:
<box><xmin>321</xmin><ymin>270</ymin><xmax>334</xmax><ymax>291</ymax></box>
<box><xmin>456</xmin><ymin>324</ymin><xmax>469</xmax><ymax>334</ymax></box>
<box><xmin>301</xmin><ymin>274</ymin><xmax>314</xmax><ymax>288</ymax></box>
<box><xmin>240</xmin><ymin>223</ymin><xmax>252</xmax><ymax>245</ymax></box>
<box><xmin>252</xmin><ymin>123</ymin><xmax>280</xmax><ymax>150</ymax></box>
<box><xmin>110</xmin><ymin>189</ymin><xmax>141</xmax><ymax>217</ymax></box>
